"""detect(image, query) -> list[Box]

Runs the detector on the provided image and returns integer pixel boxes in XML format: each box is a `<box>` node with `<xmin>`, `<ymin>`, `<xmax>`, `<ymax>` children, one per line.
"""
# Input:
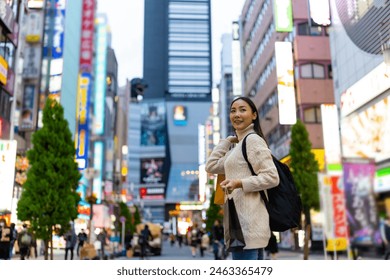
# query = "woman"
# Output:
<box><xmin>205</xmin><ymin>97</ymin><xmax>279</xmax><ymax>260</ymax></box>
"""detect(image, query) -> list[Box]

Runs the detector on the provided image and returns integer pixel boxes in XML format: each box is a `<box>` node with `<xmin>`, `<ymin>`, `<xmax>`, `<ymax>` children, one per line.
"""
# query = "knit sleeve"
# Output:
<box><xmin>241</xmin><ymin>134</ymin><xmax>279</xmax><ymax>192</ymax></box>
<box><xmin>205</xmin><ymin>139</ymin><xmax>232</xmax><ymax>174</ymax></box>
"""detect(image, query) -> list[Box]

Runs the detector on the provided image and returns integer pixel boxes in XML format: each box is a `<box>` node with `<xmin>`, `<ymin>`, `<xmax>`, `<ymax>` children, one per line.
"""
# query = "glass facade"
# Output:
<box><xmin>167</xmin><ymin>0</ymin><xmax>211</xmax><ymax>99</ymax></box>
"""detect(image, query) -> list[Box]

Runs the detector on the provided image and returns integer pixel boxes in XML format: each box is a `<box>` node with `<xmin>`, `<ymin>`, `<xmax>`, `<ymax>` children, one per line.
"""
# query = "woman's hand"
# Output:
<box><xmin>226</xmin><ymin>136</ymin><xmax>238</xmax><ymax>143</ymax></box>
<box><xmin>220</xmin><ymin>179</ymin><xmax>242</xmax><ymax>193</ymax></box>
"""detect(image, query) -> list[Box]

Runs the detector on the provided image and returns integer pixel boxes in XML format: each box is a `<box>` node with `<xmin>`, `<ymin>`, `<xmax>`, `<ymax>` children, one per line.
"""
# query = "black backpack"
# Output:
<box><xmin>242</xmin><ymin>134</ymin><xmax>302</xmax><ymax>232</ymax></box>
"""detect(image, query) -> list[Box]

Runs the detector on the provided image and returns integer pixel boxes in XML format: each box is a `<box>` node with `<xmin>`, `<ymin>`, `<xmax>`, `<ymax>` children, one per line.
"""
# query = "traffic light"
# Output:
<box><xmin>139</xmin><ymin>187</ymin><xmax>147</xmax><ymax>198</ymax></box>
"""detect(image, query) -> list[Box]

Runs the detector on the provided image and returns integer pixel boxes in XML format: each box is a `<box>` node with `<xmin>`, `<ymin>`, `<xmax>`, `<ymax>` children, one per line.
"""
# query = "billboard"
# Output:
<box><xmin>173</xmin><ymin>105</ymin><xmax>187</xmax><ymax>126</ymax></box>
<box><xmin>341</xmin><ymin>96</ymin><xmax>390</xmax><ymax>162</ymax></box>
<box><xmin>275</xmin><ymin>42</ymin><xmax>296</xmax><ymax>125</ymax></box>
<box><xmin>19</xmin><ymin>84</ymin><xmax>37</xmax><ymax>131</ymax></box>
<box><xmin>140</xmin><ymin>158</ymin><xmax>164</xmax><ymax>184</ymax></box>
<box><xmin>140</xmin><ymin>102</ymin><xmax>166</xmax><ymax>146</ymax></box>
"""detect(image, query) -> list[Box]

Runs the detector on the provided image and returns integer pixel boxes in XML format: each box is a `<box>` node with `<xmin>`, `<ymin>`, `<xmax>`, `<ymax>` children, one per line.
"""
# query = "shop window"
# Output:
<box><xmin>297</xmin><ymin>22</ymin><xmax>323</xmax><ymax>36</ymax></box>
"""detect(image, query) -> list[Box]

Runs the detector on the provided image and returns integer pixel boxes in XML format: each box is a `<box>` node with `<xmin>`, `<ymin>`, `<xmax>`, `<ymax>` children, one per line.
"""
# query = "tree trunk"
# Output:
<box><xmin>303</xmin><ymin>224</ymin><xmax>311</xmax><ymax>260</ymax></box>
<box><xmin>50</xmin><ymin>230</ymin><xmax>53</xmax><ymax>260</ymax></box>
<box><xmin>44</xmin><ymin>239</ymin><xmax>49</xmax><ymax>260</ymax></box>
<box><xmin>303</xmin><ymin>209</ymin><xmax>312</xmax><ymax>260</ymax></box>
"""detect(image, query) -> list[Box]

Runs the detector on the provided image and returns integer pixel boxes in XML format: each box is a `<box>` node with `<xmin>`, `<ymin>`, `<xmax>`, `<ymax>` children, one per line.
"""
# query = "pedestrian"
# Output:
<box><xmin>0</xmin><ymin>219</ymin><xmax>11</xmax><ymax>260</ymax></box>
<box><xmin>97</xmin><ymin>229</ymin><xmax>107</xmax><ymax>259</ymax></box>
<box><xmin>265</xmin><ymin>232</ymin><xmax>278</xmax><ymax>260</ymax></box>
<box><xmin>205</xmin><ymin>96</ymin><xmax>279</xmax><ymax>260</ymax></box>
<box><xmin>200</xmin><ymin>229</ymin><xmax>210</xmax><ymax>257</ymax></box>
<box><xmin>176</xmin><ymin>234</ymin><xmax>183</xmax><ymax>248</ymax></box>
<box><xmin>18</xmin><ymin>224</ymin><xmax>32</xmax><ymax>260</ymax></box>
<box><xmin>77</xmin><ymin>229</ymin><xmax>88</xmax><ymax>257</ymax></box>
<box><xmin>64</xmin><ymin>226</ymin><xmax>77</xmax><ymax>260</ymax></box>
<box><xmin>139</xmin><ymin>224</ymin><xmax>153</xmax><ymax>259</ymax></box>
<box><xmin>9</xmin><ymin>223</ymin><xmax>17</xmax><ymax>259</ymax></box>
<box><xmin>380</xmin><ymin>215</ymin><xmax>390</xmax><ymax>260</ymax></box>
<box><xmin>189</xmin><ymin>226</ymin><xmax>200</xmax><ymax>257</ymax></box>
<box><xmin>212</xmin><ymin>219</ymin><xmax>225</xmax><ymax>260</ymax></box>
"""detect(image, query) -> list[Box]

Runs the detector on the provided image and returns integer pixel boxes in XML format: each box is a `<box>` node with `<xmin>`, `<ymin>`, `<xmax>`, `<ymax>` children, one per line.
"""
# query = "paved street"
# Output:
<box><xmin>9</xmin><ymin>239</ymin><xmax>383</xmax><ymax>260</ymax></box>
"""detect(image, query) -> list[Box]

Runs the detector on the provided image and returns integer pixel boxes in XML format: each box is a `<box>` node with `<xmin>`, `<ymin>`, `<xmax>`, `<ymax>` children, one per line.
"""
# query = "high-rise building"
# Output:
<box><xmin>240</xmin><ymin>0</ymin><xmax>333</xmax><ymax>163</ymax></box>
<box><xmin>138</xmin><ymin>0</ymin><xmax>212</xmax><ymax>224</ymax></box>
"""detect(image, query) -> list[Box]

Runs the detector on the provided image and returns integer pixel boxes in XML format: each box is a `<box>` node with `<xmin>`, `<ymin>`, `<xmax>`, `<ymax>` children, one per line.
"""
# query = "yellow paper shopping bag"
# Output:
<box><xmin>214</xmin><ymin>174</ymin><xmax>225</xmax><ymax>205</ymax></box>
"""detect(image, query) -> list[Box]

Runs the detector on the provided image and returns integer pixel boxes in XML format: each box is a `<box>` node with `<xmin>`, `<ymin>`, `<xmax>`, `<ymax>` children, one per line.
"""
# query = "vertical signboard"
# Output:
<box><xmin>231</xmin><ymin>21</ymin><xmax>242</xmax><ymax>96</ymax></box>
<box><xmin>0</xmin><ymin>140</ymin><xmax>17</xmax><ymax>212</ymax></box>
<box><xmin>92</xmin><ymin>141</ymin><xmax>104</xmax><ymax>204</ymax></box>
<box><xmin>79</xmin><ymin>0</ymin><xmax>95</xmax><ymax>70</ymax></box>
<box><xmin>319</xmin><ymin>174</ymin><xmax>348</xmax><ymax>251</ymax></box>
<box><xmin>321</xmin><ymin>104</ymin><xmax>342</xmax><ymax>174</ymax></box>
<box><xmin>19</xmin><ymin>85</ymin><xmax>37</xmax><ymax>131</ymax></box>
<box><xmin>308</xmin><ymin>0</ymin><xmax>331</xmax><ymax>27</ymax></box>
<box><xmin>74</xmin><ymin>0</ymin><xmax>95</xmax><ymax>170</ymax></box>
<box><xmin>93</xmin><ymin>15</ymin><xmax>107</xmax><ymax>135</ymax></box>
<box><xmin>343</xmin><ymin>160</ymin><xmax>380</xmax><ymax>245</ymax></box>
<box><xmin>275</xmin><ymin>42</ymin><xmax>296</xmax><ymax>125</ymax></box>
<box><xmin>75</xmin><ymin>73</ymin><xmax>91</xmax><ymax>170</ymax></box>
<box><xmin>273</xmin><ymin>0</ymin><xmax>293</xmax><ymax>32</ymax></box>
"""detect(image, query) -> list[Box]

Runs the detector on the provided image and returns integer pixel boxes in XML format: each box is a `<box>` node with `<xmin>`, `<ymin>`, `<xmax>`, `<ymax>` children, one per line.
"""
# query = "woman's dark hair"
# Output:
<box><xmin>230</xmin><ymin>96</ymin><xmax>268</xmax><ymax>146</ymax></box>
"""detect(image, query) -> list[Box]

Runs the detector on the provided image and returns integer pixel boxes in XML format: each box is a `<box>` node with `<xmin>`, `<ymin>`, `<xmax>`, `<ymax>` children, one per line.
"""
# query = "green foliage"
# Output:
<box><xmin>133</xmin><ymin>205</ymin><xmax>141</xmax><ymax>226</ymax></box>
<box><xmin>289</xmin><ymin>120</ymin><xmax>320</xmax><ymax>212</ymax></box>
<box><xmin>17</xmin><ymin>98</ymin><xmax>81</xmax><ymax>244</ymax></box>
<box><xmin>118</xmin><ymin>202</ymin><xmax>134</xmax><ymax>234</ymax></box>
<box><xmin>205</xmin><ymin>189</ymin><xmax>223</xmax><ymax>233</ymax></box>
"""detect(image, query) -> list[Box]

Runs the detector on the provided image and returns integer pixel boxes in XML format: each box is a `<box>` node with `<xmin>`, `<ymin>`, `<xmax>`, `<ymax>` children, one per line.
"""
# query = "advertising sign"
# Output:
<box><xmin>0</xmin><ymin>55</ymin><xmax>8</xmax><ymax>85</ymax></box>
<box><xmin>341</xmin><ymin>96</ymin><xmax>390</xmax><ymax>162</ymax></box>
<box><xmin>140</xmin><ymin>158</ymin><xmax>164</xmax><ymax>184</ymax></box>
<box><xmin>275</xmin><ymin>41</ymin><xmax>296</xmax><ymax>125</ymax></box>
<box><xmin>273</xmin><ymin>0</ymin><xmax>293</xmax><ymax>32</ymax></box>
<box><xmin>92</xmin><ymin>141</ymin><xmax>104</xmax><ymax>204</ymax></box>
<box><xmin>79</xmin><ymin>0</ymin><xmax>95</xmax><ymax>70</ymax></box>
<box><xmin>173</xmin><ymin>105</ymin><xmax>187</xmax><ymax>126</ymax></box>
<box><xmin>19</xmin><ymin>85</ymin><xmax>36</xmax><ymax>131</ymax></box>
<box><xmin>321</xmin><ymin>104</ymin><xmax>342</xmax><ymax>173</ymax></box>
<box><xmin>140</xmin><ymin>102</ymin><xmax>166</xmax><ymax>146</ymax></box>
<box><xmin>75</xmin><ymin>72</ymin><xmax>91</xmax><ymax>170</ymax></box>
<box><xmin>22</xmin><ymin>46</ymin><xmax>42</xmax><ymax>79</ymax></box>
<box><xmin>93</xmin><ymin>15</ymin><xmax>107</xmax><ymax>135</ymax></box>
<box><xmin>0</xmin><ymin>140</ymin><xmax>17</xmax><ymax>212</ymax></box>
<box><xmin>308</xmin><ymin>0</ymin><xmax>331</xmax><ymax>26</ymax></box>
<box><xmin>343</xmin><ymin>161</ymin><xmax>380</xmax><ymax>245</ymax></box>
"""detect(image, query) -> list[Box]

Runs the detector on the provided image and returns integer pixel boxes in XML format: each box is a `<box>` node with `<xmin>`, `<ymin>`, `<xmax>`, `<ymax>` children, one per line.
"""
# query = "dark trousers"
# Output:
<box><xmin>65</xmin><ymin>247</ymin><xmax>74</xmax><ymax>260</ymax></box>
<box><xmin>19</xmin><ymin>246</ymin><xmax>30</xmax><ymax>260</ymax></box>
<box><xmin>77</xmin><ymin>242</ymin><xmax>84</xmax><ymax>256</ymax></box>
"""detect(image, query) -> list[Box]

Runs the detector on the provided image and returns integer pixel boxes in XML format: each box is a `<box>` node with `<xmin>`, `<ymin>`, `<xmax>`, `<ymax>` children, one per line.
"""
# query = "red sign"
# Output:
<box><xmin>330</xmin><ymin>176</ymin><xmax>348</xmax><ymax>238</ymax></box>
<box><xmin>79</xmin><ymin>0</ymin><xmax>95</xmax><ymax>70</ymax></box>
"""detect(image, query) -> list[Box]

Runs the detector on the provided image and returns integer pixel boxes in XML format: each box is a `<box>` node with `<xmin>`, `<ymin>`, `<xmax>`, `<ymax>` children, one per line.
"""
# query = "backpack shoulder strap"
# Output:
<box><xmin>242</xmin><ymin>133</ymin><xmax>269</xmax><ymax>204</ymax></box>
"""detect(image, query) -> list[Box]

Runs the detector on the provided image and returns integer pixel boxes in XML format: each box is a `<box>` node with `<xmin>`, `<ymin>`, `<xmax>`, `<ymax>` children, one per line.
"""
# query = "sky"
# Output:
<box><xmin>97</xmin><ymin>0</ymin><xmax>246</xmax><ymax>88</ymax></box>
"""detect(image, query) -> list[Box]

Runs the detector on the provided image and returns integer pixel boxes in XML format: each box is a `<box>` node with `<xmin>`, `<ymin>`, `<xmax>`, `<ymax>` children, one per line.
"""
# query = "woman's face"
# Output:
<box><xmin>230</xmin><ymin>99</ymin><xmax>256</xmax><ymax>131</ymax></box>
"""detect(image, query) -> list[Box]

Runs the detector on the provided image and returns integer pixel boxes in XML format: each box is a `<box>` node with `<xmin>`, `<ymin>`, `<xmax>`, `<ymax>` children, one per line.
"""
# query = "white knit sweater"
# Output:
<box><xmin>205</xmin><ymin>124</ymin><xmax>279</xmax><ymax>250</ymax></box>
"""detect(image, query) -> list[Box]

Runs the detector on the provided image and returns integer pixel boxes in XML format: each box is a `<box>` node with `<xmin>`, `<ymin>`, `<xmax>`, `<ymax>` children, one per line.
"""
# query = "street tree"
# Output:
<box><xmin>289</xmin><ymin>119</ymin><xmax>320</xmax><ymax>260</ymax></box>
<box><xmin>17</xmin><ymin>98</ymin><xmax>81</xmax><ymax>260</ymax></box>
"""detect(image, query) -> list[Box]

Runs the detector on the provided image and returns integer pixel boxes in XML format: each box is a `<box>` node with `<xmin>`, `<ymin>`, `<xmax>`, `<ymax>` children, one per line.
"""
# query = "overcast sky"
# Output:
<box><xmin>97</xmin><ymin>0</ymin><xmax>246</xmax><ymax>87</ymax></box>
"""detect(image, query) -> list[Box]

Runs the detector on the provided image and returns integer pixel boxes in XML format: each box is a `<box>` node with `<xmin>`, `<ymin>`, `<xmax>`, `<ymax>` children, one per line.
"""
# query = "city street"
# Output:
<box><xmin>9</xmin><ymin>239</ymin><xmax>382</xmax><ymax>261</ymax></box>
